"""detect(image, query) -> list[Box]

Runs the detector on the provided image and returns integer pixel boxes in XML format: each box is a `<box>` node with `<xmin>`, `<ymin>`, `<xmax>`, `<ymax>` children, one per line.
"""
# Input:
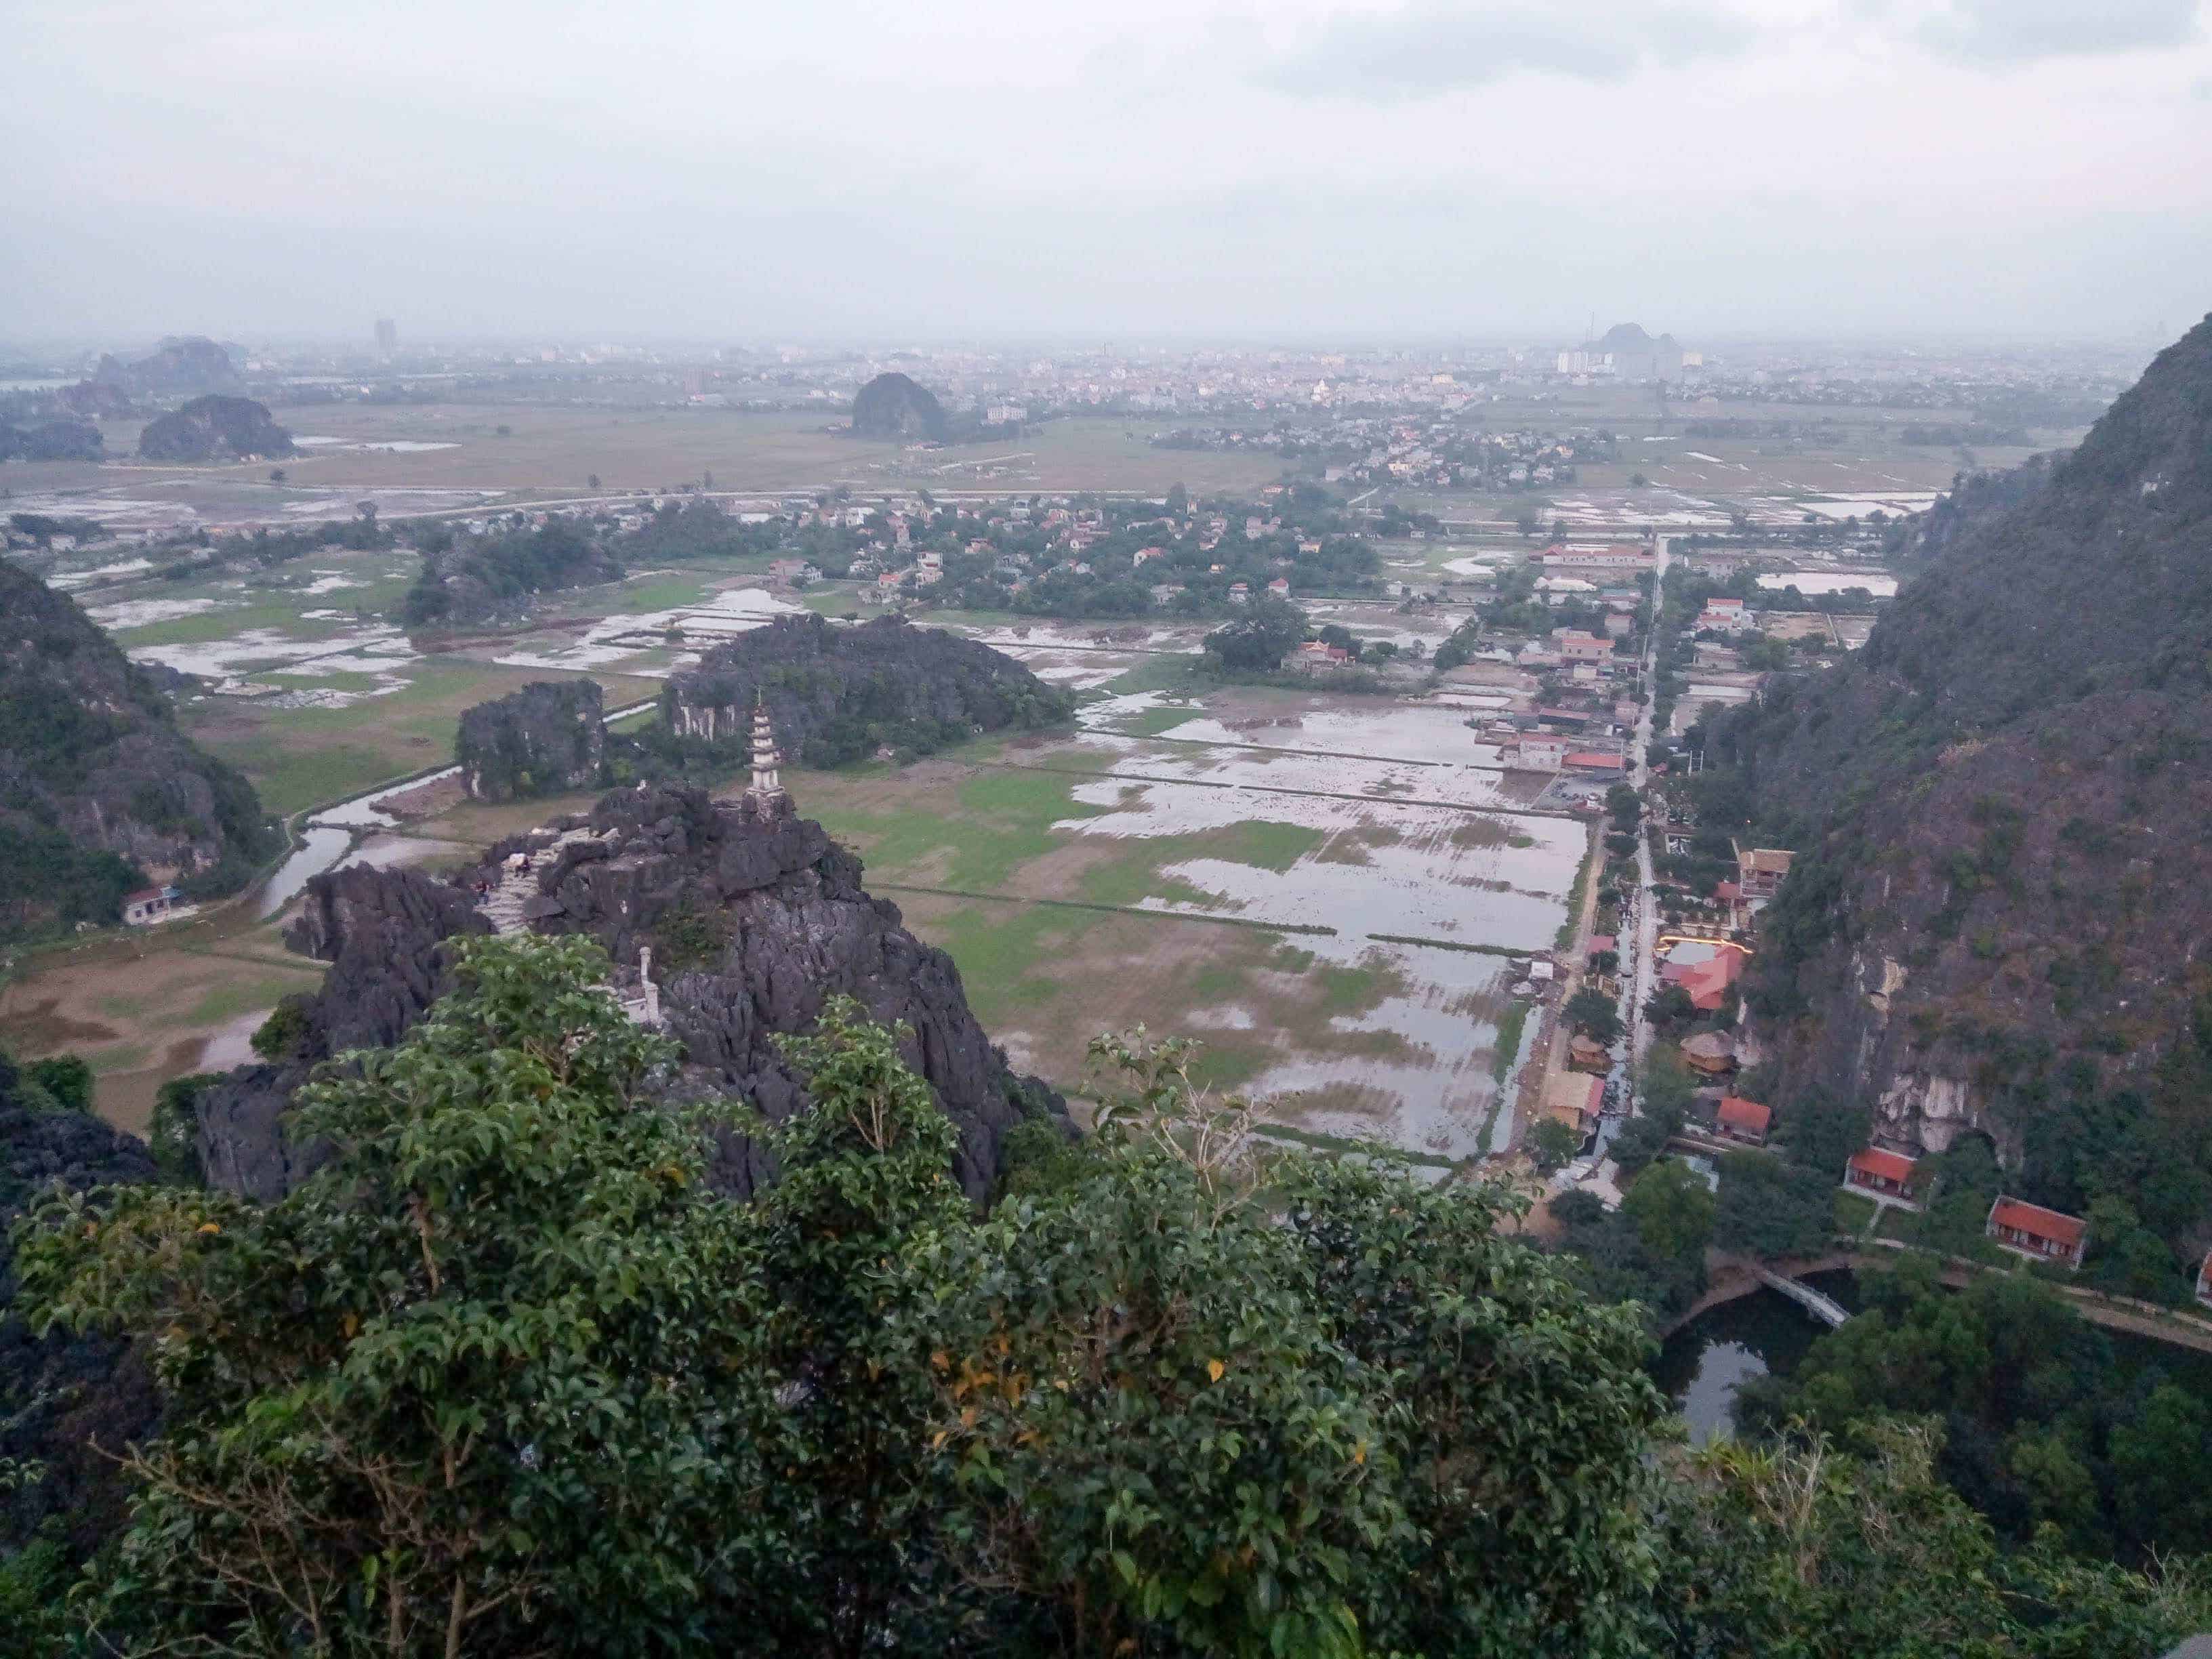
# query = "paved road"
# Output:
<box><xmin>1626</xmin><ymin>533</ymin><xmax>1669</xmax><ymax>1073</ymax></box>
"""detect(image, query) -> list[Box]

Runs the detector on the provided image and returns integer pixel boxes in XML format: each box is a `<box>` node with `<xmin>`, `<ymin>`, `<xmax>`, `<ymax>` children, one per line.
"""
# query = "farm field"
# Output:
<box><xmin>3</xmin><ymin>408</ymin><xmax>1287</xmax><ymax>510</ymax></box>
<box><xmin>781</xmin><ymin>689</ymin><xmax>1586</xmax><ymax>1160</ymax></box>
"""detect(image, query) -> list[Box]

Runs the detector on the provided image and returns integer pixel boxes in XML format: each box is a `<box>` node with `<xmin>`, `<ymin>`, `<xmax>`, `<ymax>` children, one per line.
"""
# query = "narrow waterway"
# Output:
<box><xmin>254</xmin><ymin>698</ymin><xmax>659</xmax><ymax>916</ymax></box>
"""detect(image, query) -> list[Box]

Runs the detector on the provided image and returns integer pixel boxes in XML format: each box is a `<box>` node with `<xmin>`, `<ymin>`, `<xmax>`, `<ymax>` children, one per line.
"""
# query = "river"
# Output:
<box><xmin>253</xmin><ymin>699</ymin><xmax>659</xmax><ymax>917</ymax></box>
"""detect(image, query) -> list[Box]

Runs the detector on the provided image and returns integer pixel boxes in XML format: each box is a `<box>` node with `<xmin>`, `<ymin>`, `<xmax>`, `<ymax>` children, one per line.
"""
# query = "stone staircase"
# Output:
<box><xmin>470</xmin><ymin>827</ymin><xmax>662</xmax><ymax>1027</ymax></box>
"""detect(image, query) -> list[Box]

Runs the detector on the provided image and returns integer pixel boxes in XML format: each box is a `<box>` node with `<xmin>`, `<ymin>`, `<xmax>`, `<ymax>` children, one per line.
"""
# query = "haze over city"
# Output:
<box><xmin>7</xmin><ymin>0</ymin><xmax>2212</xmax><ymax>340</ymax></box>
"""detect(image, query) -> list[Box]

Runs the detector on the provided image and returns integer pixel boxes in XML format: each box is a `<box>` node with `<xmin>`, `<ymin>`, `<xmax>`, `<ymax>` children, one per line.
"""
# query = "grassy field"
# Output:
<box><xmin>184</xmin><ymin>660</ymin><xmax>665</xmax><ymax>814</ymax></box>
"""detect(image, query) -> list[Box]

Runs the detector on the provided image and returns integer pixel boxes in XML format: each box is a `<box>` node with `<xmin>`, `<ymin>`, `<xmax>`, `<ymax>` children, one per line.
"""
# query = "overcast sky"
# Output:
<box><xmin>5</xmin><ymin>0</ymin><xmax>2210</xmax><ymax>345</ymax></box>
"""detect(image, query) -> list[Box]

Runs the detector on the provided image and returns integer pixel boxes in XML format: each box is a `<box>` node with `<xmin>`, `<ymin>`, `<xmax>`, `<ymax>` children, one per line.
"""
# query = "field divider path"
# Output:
<box><xmin>1122</xmin><ymin>731</ymin><xmax>1519</xmax><ymax>775</ymax></box>
<box><xmin>876</xmin><ymin>883</ymin><xmax>1538</xmax><ymax>960</ymax></box>
<box><xmin>972</xmin><ymin>758</ymin><xmax>1577</xmax><ymax>821</ymax></box>
<box><xmin>173</xmin><ymin>945</ymin><xmax>329</xmax><ymax>975</ymax></box>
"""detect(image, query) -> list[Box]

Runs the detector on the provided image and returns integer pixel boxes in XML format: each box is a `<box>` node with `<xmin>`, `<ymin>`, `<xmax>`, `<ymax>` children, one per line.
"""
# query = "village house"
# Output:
<box><xmin>766</xmin><ymin>557</ymin><xmax>819</xmax><ymax>587</ymax></box>
<box><xmin>1568</xmin><ymin>1033</ymin><xmax>1612</xmax><ymax>1072</ymax></box>
<box><xmin>1696</xmin><ymin>596</ymin><xmax>1757</xmax><ymax>634</ymax></box>
<box><xmin>1227</xmin><ymin>581</ymin><xmax>1251</xmax><ymax>603</ymax></box>
<box><xmin>1986</xmin><ymin>1197</ymin><xmax>2089</xmax><ymax>1268</ymax></box>
<box><xmin>1509</xmin><ymin>735</ymin><xmax>1570</xmax><ymax>772</ymax></box>
<box><xmin>1715</xmin><ymin>1095</ymin><xmax>1771</xmax><ymax>1146</ymax></box>
<box><xmin>1554</xmin><ymin>630</ymin><xmax>1612</xmax><ymax>664</ymax></box>
<box><xmin>913</xmin><ymin>552</ymin><xmax>943</xmax><ymax>586</ymax></box>
<box><xmin>1132</xmin><ymin>546</ymin><xmax>1165</xmax><ymax>567</ymax></box>
<box><xmin>1294</xmin><ymin>640</ymin><xmax>1351</xmax><ymax>673</ymax></box>
<box><xmin>1735</xmin><ymin>844</ymin><xmax>1795</xmax><ymax>901</ymax></box>
<box><xmin>1267</xmin><ymin>576</ymin><xmax>1291</xmax><ymax>598</ymax></box>
<box><xmin>1843</xmin><ymin>1147</ymin><xmax>1921</xmax><ymax>1208</ymax></box>
<box><xmin>122</xmin><ymin>884</ymin><xmax>188</xmax><ymax>927</ymax></box>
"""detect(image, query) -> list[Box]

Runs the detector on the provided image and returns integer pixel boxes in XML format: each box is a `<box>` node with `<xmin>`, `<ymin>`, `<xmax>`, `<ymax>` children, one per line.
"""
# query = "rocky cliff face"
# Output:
<box><xmin>194</xmin><ymin>785</ymin><xmax>1063</xmax><ymax>1204</ymax></box>
<box><xmin>851</xmin><ymin>371</ymin><xmax>949</xmax><ymax>441</ymax></box>
<box><xmin>456</xmin><ymin>679</ymin><xmax>607</xmax><ymax>800</ymax></box>
<box><xmin>0</xmin><ymin>564</ymin><xmax>274</xmax><ymax>941</ymax></box>
<box><xmin>1715</xmin><ymin>315</ymin><xmax>2212</xmax><ymax>1243</ymax></box>
<box><xmin>664</xmin><ymin>613</ymin><xmax>1075</xmax><ymax>766</ymax></box>
<box><xmin>138</xmin><ymin>394</ymin><xmax>293</xmax><ymax>462</ymax></box>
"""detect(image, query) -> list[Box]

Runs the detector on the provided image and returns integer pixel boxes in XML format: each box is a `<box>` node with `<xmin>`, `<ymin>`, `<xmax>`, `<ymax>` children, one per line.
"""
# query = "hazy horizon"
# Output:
<box><xmin>7</xmin><ymin>0</ymin><xmax>2211</xmax><ymax>342</ymax></box>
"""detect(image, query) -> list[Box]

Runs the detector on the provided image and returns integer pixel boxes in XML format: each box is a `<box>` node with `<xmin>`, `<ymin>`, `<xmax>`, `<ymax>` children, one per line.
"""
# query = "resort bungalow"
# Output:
<box><xmin>1843</xmin><ymin>1147</ymin><xmax>1921</xmax><ymax>1206</ymax></box>
<box><xmin>1715</xmin><ymin>1095</ymin><xmax>1771</xmax><ymax>1146</ymax></box>
<box><xmin>1568</xmin><ymin>1034</ymin><xmax>1612</xmax><ymax>1073</ymax></box>
<box><xmin>1679</xmin><ymin>1031</ymin><xmax>1737</xmax><ymax>1078</ymax></box>
<box><xmin>1985</xmin><ymin>1197</ymin><xmax>2089</xmax><ymax>1269</ymax></box>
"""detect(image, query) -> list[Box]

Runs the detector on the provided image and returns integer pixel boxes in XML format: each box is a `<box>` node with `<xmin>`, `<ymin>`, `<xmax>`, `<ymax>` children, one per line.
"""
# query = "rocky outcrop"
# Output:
<box><xmin>138</xmin><ymin>394</ymin><xmax>294</xmax><ymax>462</ymax></box>
<box><xmin>0</xmin><ymin>564</ymin><xmax>275</xmax><ymax>941</ymax></box>
<box><xmin>664</xmin><ymin>613</ymin><xmax>1075</xmax><ymax>766</ymax></box>
<box><xmin>851</xmin><ymin>371</ymin><xmax>949</xmax><ymax>441</ymax></box>
<box><xmin>193</xmin><ymin>865</ymin><xmax>491</xmax><ymax>1202</ymax></box>
<box><xmin>192</xmin><ymin>785</ymin><xmax>1065</xmax><ymax>1204</ymax></box>
<box><xmin>456</xmin><ymin>679</ymin><xmax>606</xmax><ymax>800</ymax></box>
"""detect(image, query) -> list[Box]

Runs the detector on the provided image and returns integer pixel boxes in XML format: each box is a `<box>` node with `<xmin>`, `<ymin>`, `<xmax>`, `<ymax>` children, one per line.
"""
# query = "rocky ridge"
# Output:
<box><xmin>664</xmin><ymin>612</ymin><xmax>1075</xmax><ymax>766</ymax></box>
<box><xmin>0</xmin><ymin>563</ymin><xmax>274</xmax><ymax>939</ymax></box>
<box><xmin>1716</xmin><ymin>314</ymin><xmax>2212</xmax><ymax>1247</ymax></box>
<box><xmin>193</xmin><ymin>783</ymin><xmax>1064</xmax><ymax>1204</ymax></box>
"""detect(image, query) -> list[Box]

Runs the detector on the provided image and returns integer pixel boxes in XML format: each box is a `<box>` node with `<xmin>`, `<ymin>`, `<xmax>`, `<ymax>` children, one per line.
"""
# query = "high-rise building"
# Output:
<box><xmin>374</xmin><ymin>318</ymin><xmax>397</xmax><ymax>354</ymax></box>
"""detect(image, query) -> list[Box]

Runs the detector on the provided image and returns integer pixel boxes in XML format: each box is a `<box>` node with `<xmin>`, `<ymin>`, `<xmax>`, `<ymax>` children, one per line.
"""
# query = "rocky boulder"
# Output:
<box><xmin>663</xmin><ymin>612</ymin><xmax>1075</xmax><ymax>767</ymax></box>
<box><xmin>456</xmin><ymin>679</ymin><xmax>607</xmax><ymax>801</ymax></box>
<box><xmin>851</xmin><ymin>371</ymin><xmax>949</xmax><ymax>441</ymax></box>
<box><xmin>138</xmin><ymin>394</ymin><xmax>294</xmax><ymax>462</ymax></box>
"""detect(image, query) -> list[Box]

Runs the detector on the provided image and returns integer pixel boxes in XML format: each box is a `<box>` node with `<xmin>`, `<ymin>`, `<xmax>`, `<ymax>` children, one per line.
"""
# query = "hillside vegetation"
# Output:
<box><xmin>0</xmin><ymin>564</ymin><xmax>274</xmax><ymax>941</ymax></box>
<box><xmin>1689</xmin><ymin>314</ymin><xmax>2212</xmax><ymax>1287</ymax></box>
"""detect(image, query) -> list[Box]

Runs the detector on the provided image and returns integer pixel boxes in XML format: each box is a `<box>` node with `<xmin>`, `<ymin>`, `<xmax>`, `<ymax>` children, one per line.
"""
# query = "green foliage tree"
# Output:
<box><xmin>24</xmin><ymin>1055</ymin><xmax>92</xmax><ymax>1113</ymax></box>
<box><xmin>1565</xmin><ymin>987</ymin><xmax>1624</xmax><ymax>1047</ymax></box>
<box><xmin>21</xmin><ymin>935</ymin><xmax>773</xmax><ymax>1656</ymax></box>
<box><xmin>1621</xmin><ymin>1160</ymin><xmax>1715</xmax><ymax>1265</ymax></box>
<box><xmin>1713</xmin><ymin>1150</ymin><xmax>1832</xmax><ymax>1258</ymax></box>
<box><xmin>1658</xmin><ymin>1420</ymin><xmax>2212</xmax><ymax>1657</ymax></box>
<box><xmin>1530</xmin><ymin>1115</ymin><xmax>1584</xmax><ymax>1171</ymax></box>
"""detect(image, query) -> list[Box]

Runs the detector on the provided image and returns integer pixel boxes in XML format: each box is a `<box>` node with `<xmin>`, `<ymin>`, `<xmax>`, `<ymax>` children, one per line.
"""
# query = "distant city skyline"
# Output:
<box><xmin>5</xmin><ymin>0</ymin><xmax>2209</xmax><ymax>340</ymax></box>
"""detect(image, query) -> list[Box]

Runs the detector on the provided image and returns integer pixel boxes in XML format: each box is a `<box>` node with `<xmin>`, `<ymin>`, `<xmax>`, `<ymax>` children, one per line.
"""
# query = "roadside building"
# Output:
<box><xmin>1716</xmin><ymin>1095</ymin><xmax>1771</xmax><ymax>1146</ymax></box>
<box><xmin>1843</xmin><ymin>1147</ymin><xmax>1920</xmax><ymax>1204</ymax></box>
<box><xmin>1660</xmin><ymin>945</ymin><xmax>1744</xmax><ymax>1012</ymax></box>
<box><xmin>122</xmin><ymin>884</ymin><xmax>188</xmax><ymax>927</ymax></box>
<box><xmin>1510</xmin><ymin>735</ymin><xmax>1570</xmax><ymax>772</ymax></box>
<box><xmin>1564</xmin><ymin>751</ymin><xmax>1625</xmax><ymax>776</ymax></box>
<box><xmin>1735</xmin><ymin>844</ymin><xmax>1795</xmax><ymax>901</ymax></box>
<box><xmin>1555</xmin><ymin>630</ymin><xmax>1611</xmax><ymax>663</ymax></box>
<box><xmin>1985</xmin><ymin>1197</ymin><xmax>2089</xmax><ymax>1269</ymax></box>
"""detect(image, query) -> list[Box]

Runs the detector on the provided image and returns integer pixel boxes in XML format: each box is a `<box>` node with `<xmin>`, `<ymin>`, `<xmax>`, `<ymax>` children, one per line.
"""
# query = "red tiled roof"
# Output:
<box><xmin>1848</xmin><ymin>1147</ymin><xmax>1916</xmax><ymax>1186</ymax></box>
<box><xmin>1718</xmin><ymin>1096</ymin><xmax>1770</xmax><ymax>1136</ymax></box>
<box><xmin>1587</xmin><ymin>935</ymin><xmax>1617</xmax><ymax>954</ymax></box>
<box><xmin>1564</xmin><ymin>752</ymin><xmax>1624</xmax><ymax>770</ymax></box>
<box><xmin>1662</xmin><ymin>948</ymin><xmax>1744</xmax><ymax>1011</ymax></box>
<box><xmin>1988</xmin><ymin>1197</ymin><xmax>2085</xmax><ymax>1247</ymax></box>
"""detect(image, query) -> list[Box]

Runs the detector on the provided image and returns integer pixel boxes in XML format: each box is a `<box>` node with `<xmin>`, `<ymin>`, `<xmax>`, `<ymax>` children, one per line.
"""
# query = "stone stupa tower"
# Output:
<box><xmin>744</xmin><ymin>691</ymin><xmax>792</xmax><ymax>819</ymax></box>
